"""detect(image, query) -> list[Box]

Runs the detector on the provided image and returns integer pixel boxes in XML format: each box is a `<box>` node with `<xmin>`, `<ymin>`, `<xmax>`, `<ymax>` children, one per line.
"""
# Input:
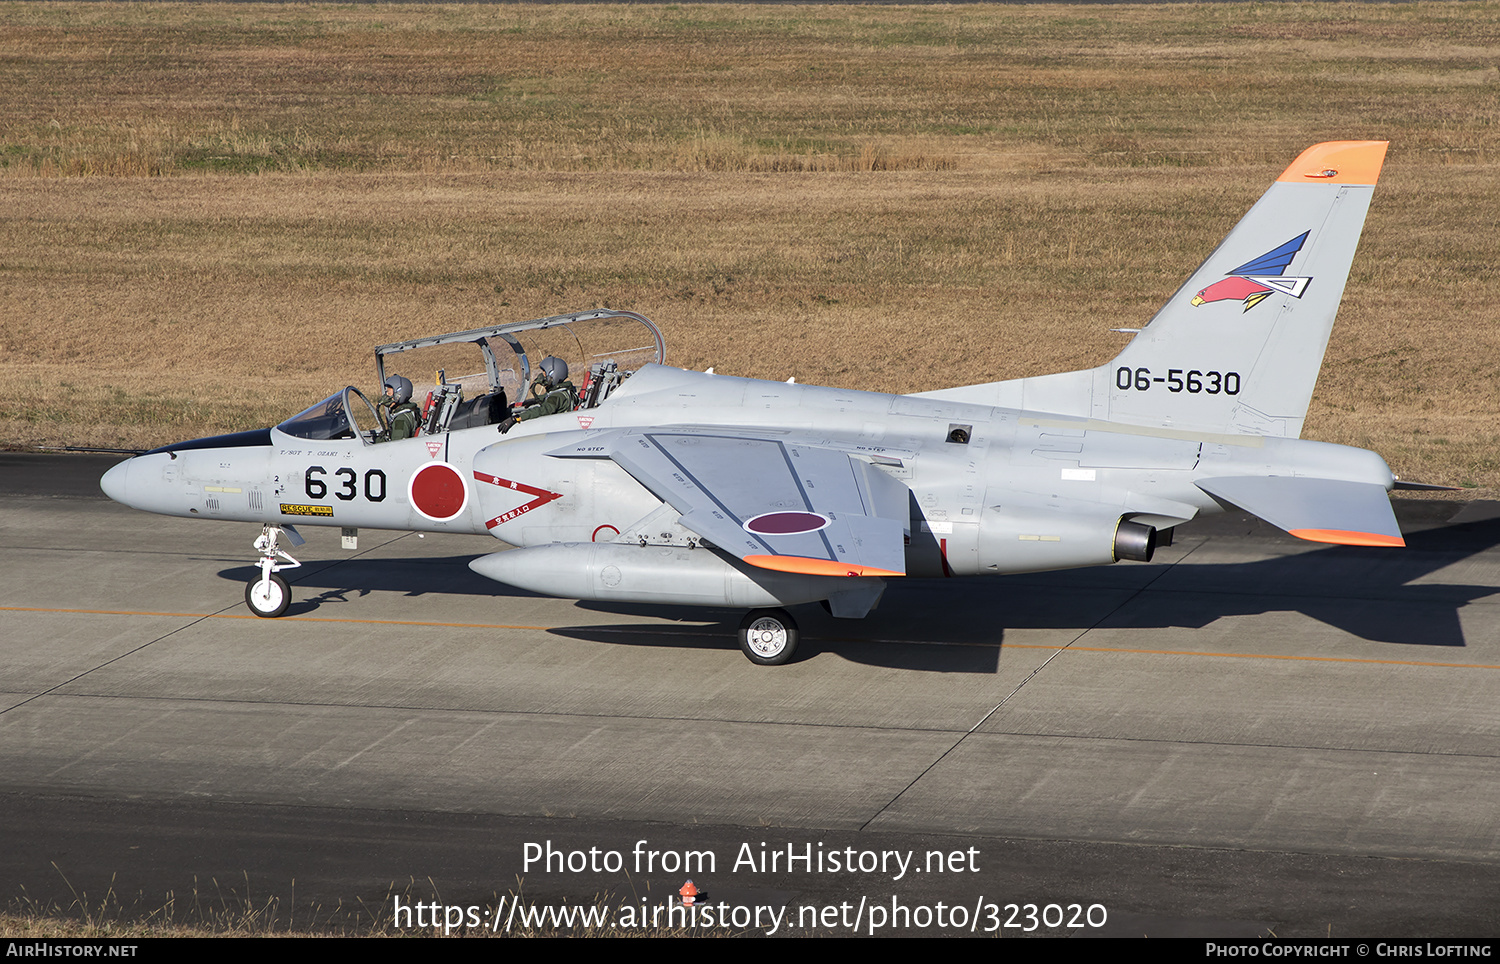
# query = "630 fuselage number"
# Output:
<box><xmin>305</xmin><ymin>466</ymin><xmax>387</xmax><ymax>502</ymax></box>
<box><xmin>1115</xmin><ymin>367</ymin><xmax>1240</xmax><ymax>395</ymax></box>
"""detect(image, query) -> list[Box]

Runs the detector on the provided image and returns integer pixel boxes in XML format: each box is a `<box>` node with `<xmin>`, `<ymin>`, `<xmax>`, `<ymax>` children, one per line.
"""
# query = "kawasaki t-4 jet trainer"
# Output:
<box><xmin>103</xmin><ymin>141</ymin><xmax>1409</xmax><ymax>665</ymax></box>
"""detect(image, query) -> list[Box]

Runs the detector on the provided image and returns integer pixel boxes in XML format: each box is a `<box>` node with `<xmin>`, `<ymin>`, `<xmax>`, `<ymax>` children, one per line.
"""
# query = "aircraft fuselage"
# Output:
<box><xmin>103</xmin><ymin>364</ymin><xmax>1391</xmax><ymax>583</ymax></box>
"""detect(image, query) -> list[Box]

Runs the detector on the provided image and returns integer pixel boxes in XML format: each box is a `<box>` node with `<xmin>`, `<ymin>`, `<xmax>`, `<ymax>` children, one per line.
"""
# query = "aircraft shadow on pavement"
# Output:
<box><xmin>218</xmin><ymin>555</ymin><xmax>545</xmax><ymax>617</ymax></box>
<box><xmin>216</xmin><ymin>511</ymin><xmax>1500</xmax><ymax>669</ymax></box>
<box><xmin>554</xmin><ymin>607</ymin><xmax>1012</xmax><ymax>673</ymax></box>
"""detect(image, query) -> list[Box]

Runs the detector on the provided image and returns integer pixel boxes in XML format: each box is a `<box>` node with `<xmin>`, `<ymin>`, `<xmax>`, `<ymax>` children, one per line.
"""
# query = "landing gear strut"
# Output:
<box><xmin>738</xmin><ymin>608</ymin><xmax>799</xmax><ymax>665</ymax></box>
<box><xmin>246</xmin><ymin>525</ymin><xmax>302</xmax><ymax>618</ymax></box>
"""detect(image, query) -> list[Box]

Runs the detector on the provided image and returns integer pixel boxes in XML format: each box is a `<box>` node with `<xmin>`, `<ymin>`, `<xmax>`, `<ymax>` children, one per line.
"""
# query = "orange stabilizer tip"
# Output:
<box><xmin>1277</xmin><ymin>141</ymin><xmax>1388</xmax><ymax>186</ymax></box>
<box><xmin>744</xmin><ymin>555</ymin><xmax>904</xmax><ymax>578</ymax></box>
<box><xmin>1288</xmin><ymin>528</ymin><xmax>1405</xmax><ymax>548</ymax></box>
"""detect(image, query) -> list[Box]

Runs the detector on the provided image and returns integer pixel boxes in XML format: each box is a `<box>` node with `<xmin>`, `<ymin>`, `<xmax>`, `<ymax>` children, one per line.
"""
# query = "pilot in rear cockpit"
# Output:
<box><xmin>498</xmin><ymin>356</ymin><xmax>576</xmax><ymax>434</ymax></box>
<box><xmin>378</xmin><ymin>375</ymin><xmax>421</xmax><ymax>441</ymax></box>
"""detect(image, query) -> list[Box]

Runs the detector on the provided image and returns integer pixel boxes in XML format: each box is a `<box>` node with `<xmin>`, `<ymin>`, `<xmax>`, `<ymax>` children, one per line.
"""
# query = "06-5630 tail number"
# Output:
<box><xmin>1115</xmin><ymin>367</ymin><xmax>1240</xmax><ymax>395</ymax></box>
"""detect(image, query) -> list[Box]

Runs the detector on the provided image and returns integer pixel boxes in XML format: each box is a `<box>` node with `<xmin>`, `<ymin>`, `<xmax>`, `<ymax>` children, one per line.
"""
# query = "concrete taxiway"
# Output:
<box><xmin>2</xmin><ymin>453</ymin><xmax>1497</xmax><ymax>936</ymax></box>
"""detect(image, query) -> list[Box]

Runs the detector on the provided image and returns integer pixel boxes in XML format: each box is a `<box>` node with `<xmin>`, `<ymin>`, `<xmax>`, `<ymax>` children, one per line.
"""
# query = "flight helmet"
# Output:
<box><xmin>383</xmin><ymin>374</ymin><xmax>413</xmax><ymax>405</ymax></box>
<box><xmin>538</xmin><ymin>356</ymin><xmax>569</xmax><ymax>388</ymax></box>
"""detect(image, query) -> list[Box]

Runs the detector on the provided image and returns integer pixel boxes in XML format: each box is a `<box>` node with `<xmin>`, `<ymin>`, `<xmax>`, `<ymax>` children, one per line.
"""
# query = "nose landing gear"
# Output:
<box><xmin>246</xmin><ymin>524</ymin><xmax>303</xmax><ymax>618</ymax></box>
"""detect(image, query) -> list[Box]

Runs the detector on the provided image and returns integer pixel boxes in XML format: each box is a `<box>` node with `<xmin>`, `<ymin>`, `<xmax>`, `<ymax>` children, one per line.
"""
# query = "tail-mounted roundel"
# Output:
<box><xmin>1192</xmin><ymin>231</ymin><xmax>1312</xmax><ymax>312</ymax></box>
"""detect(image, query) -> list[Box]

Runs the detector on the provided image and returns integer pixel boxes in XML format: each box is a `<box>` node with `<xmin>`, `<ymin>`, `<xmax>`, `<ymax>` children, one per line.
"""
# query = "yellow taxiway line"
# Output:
<box><xmin>6</xmin><ymin>605</ymin><xmax>1499</xmax><ymax>672</ymax></box>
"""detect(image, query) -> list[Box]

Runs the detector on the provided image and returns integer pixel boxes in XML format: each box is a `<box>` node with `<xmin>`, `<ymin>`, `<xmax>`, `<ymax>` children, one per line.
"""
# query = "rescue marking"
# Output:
<box><xmin>280</xmin><ymin>503</ymin><xmax>333</xmax><ymax>517</ymax></box>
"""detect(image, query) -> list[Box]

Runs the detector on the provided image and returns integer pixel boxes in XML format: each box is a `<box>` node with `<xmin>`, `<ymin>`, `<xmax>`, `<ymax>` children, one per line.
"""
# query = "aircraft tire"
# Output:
<box><xmin>739</xmin><ymin>608</ymin><xmax>799</xmax><ymax>666</ymax></box>
<box><xmin>246</xmin><ymin>573</ymin><xmax>291</xmax><ymax>618</ymax></box>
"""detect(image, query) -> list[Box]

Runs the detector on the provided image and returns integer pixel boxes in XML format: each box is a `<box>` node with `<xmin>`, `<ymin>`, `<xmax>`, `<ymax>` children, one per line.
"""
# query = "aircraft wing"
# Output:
<box><xmin>1196</xmin><ymin>476</ymin><xmax>1405</xmax><ymax>547</ymax></box>
<box><xmin>550</xmin><ymin>430</ymin><xmax>910</xmax><ymax>576</ymax></box>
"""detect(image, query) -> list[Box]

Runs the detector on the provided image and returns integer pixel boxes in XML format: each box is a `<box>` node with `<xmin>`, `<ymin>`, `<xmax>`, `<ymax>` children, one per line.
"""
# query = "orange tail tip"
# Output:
<box><xmin>744</xmin><ymin>555</ymin><xmax>904</xmax><ymax>578</ymax></box>
<box><xmin>1277</xmin><ymin>141</ymin><xmax>1388</xmax><ymax>186</ymax></box>
<box><xmin>1288</xmin><ymin>528</ymin><xmax>1405</xmax><ymax>548</ymax></box>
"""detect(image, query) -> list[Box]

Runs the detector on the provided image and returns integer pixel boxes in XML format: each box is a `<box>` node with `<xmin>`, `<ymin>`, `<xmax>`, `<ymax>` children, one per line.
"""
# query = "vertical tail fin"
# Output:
<box><xmin>915</xmin><ymin>142</ymin><xmax>1387</xmax><ymax>438</ymax></box>
<box><xmin>1103</xmin><ymin>141</ymin><xmax>1387</xmax><ymax>437</ymax></box>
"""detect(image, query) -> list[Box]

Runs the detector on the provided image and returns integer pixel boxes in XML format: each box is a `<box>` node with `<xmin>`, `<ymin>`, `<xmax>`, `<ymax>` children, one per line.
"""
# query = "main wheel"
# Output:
<box><xmin>246</xmin><ymin>573</ymin><xmax>291</xmax><ymax>618</ymax></box>
<box><xmin>738</xmin><ymin>608</ymin><xmax>799</xmax><ymax>665</ymax></box>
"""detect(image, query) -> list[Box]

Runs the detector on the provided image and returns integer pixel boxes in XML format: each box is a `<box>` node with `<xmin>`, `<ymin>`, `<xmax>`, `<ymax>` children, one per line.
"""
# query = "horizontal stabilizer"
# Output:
<box><xmin>1196</xmin><ymin>476</ymin><xmax>1403</xmax><ymax>547</ymax></box>
<box><xmin>1393</xmin><ymin>480</ymin><xmax>1462</xmax><ymax>492</ymax></box>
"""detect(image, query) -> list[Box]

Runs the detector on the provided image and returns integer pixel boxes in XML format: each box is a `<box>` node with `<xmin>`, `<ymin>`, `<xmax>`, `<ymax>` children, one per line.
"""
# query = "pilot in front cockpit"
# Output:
<box><xmin>498</xmin><ymin>356</ymin><xmax>576</xmax><ymax>434</ymax></box>
<box><xmin>378</xmin><ymin>375</ymin><xmax>421</xmax><ymax>441</ymax></box>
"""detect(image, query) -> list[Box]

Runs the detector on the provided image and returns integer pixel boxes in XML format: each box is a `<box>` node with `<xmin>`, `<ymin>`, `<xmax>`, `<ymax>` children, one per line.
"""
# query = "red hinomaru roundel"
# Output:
<box><xmin>408</xmin><ymin>461</ymin><xmax>469</xmax><ymax>522</ymax></box>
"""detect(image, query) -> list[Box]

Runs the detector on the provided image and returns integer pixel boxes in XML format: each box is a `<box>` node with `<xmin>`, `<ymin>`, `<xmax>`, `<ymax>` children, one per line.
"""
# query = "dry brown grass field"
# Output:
<box><xmin>1</xmin><ymin>2</ymin><xmax>1497</xmax><ymax>488</ymax></box>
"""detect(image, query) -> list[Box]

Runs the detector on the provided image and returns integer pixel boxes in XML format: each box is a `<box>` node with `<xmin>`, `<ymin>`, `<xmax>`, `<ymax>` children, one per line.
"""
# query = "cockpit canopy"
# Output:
<box><xmin>276</xmin><ymin>309</ymin><xmax>665</xmax><ymax>444</ymax></box>
<box><xmin>277</xmin><ymin>386</ymin><xmax>381</xmax><ymax>442</ymax></box>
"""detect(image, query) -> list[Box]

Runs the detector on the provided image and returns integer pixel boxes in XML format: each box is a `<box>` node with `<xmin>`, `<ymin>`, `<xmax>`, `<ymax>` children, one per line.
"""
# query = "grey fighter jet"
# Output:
<box><xmin>102</xmin><ymin>141</ymin><xmax>1407</xmax><ymax>664</ymax></box>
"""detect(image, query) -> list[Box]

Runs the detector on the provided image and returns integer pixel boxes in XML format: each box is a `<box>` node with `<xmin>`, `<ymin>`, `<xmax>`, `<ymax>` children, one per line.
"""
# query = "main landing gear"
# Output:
<box><xmin>738</xmin><ymin>608</ymin><xmax>800</xmax><ymax>666</ymax></box>
<box><xmin>246</xmin><ymin>525</ymin><xmax>303</xmax><ymax>618</ymax></box>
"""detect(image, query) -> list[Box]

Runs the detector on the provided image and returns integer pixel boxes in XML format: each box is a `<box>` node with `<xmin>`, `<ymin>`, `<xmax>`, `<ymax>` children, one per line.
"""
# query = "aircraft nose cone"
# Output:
<box><xmin>100</xmin><ymin>458</ymin><xmax>133</xmax><ymax>505</ymax></box>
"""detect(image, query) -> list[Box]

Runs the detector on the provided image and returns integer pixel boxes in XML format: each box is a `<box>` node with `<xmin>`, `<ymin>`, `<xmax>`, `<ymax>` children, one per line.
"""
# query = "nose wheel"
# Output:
<box><xmin>738</xmin><ymin>608</ymin><xmax>799</xmax><ymax>665</ymax></box>
<box><xmin>246</xmin><ymin>572</ymin><xmax>291</xmax><ymax>618</ymax></box>
<box><xmin>247</xmin><ymin>525</ymin><xmax>302</xmax><ymax>618</ymax></box>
